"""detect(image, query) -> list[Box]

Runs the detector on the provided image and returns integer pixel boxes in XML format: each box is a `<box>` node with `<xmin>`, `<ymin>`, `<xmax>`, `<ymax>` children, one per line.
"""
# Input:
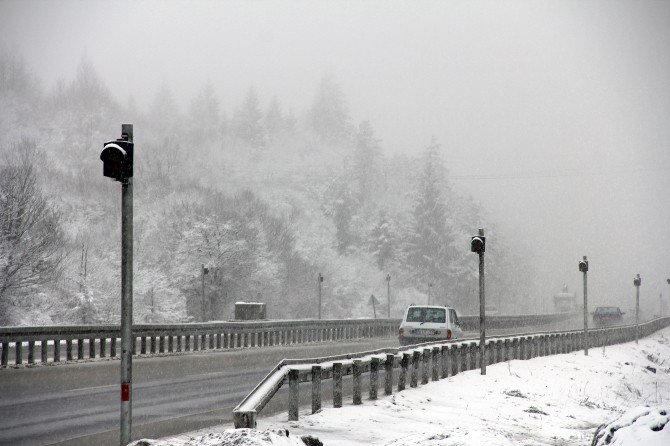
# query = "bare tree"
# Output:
<box><xmin>0</xmin><ymin>139</ymin><xmax>66</xmax><ymax>324</ymax></box>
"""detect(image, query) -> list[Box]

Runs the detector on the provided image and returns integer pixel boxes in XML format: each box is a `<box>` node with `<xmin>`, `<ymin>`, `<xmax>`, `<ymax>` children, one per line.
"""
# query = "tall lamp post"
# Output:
<box><xmin>471</xmin><ymin>228</ymin><xmax>486</xmax><ymax>375</ymax></box>
<box><xmin>578</xmin><ymin>256</ymin><xmax>588</xmax><ymax>355</ymax></box>
<box><xmin>100</xmin><ymin>124</ymin><xmax>134</xmax><ymax>446</ymax></box>
<box><xmin>201</xmin><ymin>264</ymin><xmax>209</xmax><ymax>321</ymax></box>
<box><xmin>634</xmin><ymin>274</ymin><xmax>641</xmax><ymax>344</ymax></box>
<box><xmin>317</xmin><ymin>273</ymin><xmax>323</xmax><ymax>319</ymax></box>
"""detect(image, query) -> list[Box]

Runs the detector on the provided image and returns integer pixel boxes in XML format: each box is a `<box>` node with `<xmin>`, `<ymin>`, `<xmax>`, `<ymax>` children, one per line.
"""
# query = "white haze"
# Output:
<box><xmin>3</xmin><ymin>0</ymin><xmax>670</xmax><ymax>314</ymax></box>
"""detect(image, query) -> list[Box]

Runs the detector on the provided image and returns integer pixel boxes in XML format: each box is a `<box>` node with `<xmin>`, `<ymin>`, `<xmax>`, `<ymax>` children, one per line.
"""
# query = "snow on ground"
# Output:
<box><xmin>138</xmin><ymin>328</ymin><xmax>670</xmax><ymax>445</ymax></box>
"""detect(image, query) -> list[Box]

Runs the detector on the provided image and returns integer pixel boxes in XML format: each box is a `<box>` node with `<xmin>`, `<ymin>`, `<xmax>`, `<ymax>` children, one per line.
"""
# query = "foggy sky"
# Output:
<box><xmin>3</xmin><ymin>0</ymin><xmax>669</xmax><ymax>313</ymax></box>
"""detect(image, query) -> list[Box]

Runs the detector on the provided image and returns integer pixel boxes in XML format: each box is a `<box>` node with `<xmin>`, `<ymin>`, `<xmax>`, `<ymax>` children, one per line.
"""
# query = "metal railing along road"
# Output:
<box><xmin>0</xmin><ymin>312</ymin><xmax>578</xmax><ymax>367</ymax></box>
<box><xmin>232</xmin><ymin>316</ymin><xmax>670</xmax><ymax>428</ymax></box>
<box><xmin>0</xmin><ymin>318</ymin><xmax>399</xmax><ymax>367</ymax></box>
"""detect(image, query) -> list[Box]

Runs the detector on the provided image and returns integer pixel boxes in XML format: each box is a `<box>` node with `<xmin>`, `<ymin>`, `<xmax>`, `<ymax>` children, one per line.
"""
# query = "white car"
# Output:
<box><xmin>398</xmin><ymin>305</ymin><xmax>464</xmax><ymax>346</ymax></box>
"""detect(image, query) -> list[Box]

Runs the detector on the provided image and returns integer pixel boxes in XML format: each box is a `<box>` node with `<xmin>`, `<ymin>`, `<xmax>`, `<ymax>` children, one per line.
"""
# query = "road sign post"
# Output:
<box><xmin>370</xmin><ymin>294</ymin><xmax>378</xmax><ymax>319</ymax></box>
<box><xmin>101</xmin><ymin>124</ymin><xmax>134</xmax><ymax>446</ymax></box>
<box><xmin>579</xmin><ymin>256</ymin><xmax>588</xmax><ymax>356</ymax></box>
<box><xmin>471</xmin><ymin>228</ymin><xmax>486</xmax><ymax>375</ymax></box>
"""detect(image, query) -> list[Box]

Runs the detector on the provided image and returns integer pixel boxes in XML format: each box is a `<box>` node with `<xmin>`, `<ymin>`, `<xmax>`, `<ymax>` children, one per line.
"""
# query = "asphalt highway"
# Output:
<box><xmin>0</xmin><ymin>316</ymin><xmax>592</xmax><ymax>446</ymax></box>
<box><xmin>0</xmin><ymin>338</ymin><xmax>399</xmax><ymax>446</ymax></box>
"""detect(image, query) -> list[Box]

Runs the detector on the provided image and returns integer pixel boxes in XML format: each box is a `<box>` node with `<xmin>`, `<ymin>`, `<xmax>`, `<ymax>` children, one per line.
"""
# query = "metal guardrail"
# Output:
<box><xmin>0</xmin><ymin>319</ymin><xmax>399</xmax><ymax>367</ymax></box>
<box><xmin>232</xmin><ymin>316</ymin><xmax>670</xmax><ymax>428</ymax></box>
<box><xmin>0</xmin><ymin>312</ymin><xmax>579</xmax><ymax>367</ymax></box>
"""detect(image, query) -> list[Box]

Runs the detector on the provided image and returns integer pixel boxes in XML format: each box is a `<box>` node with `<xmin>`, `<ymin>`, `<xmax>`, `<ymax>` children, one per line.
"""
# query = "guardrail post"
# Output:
<box><xmin>100</xmin><ymin>337</ymin><xmax>107</xmax><ymax>357</ymax></box>
<box><xmin>209</xmin><ymin>333</ymin><xmax>215</xmax><ymax>349</ymax></box>
<box><xmin>471</xmin><ymin>342</ymin><xmax>479</xmax><ymax>369</ymax></box>
<box><xmin>141</xmin><ymin>336</ymin><xmax>147</xmax><ymax>354</ymax></box>
<box><xmin>398</xmin><ymin>353</ymin><xmax>409</xmax><ymax>391</ymax></box>
<box><xmin>111</xmin><ymin>337</ymin><xmax>118</xmax><ymax>358</ymax></box>
<box><xmin>158</xmin><ymin>335</ymin><xmax>164</xmax><ymax>353</ymax></box>
<box><xmin>312</xmin><ymin>365</ymin><xmax>322</xmax><ymax>413</ymax></box>
<box><xmin>66</xmin><ymin>339</ymin><xmax>73</xmax><ymax>361</ymax></box>
<box><xmin>41</xmin><ymin>340</ymin><xmax>48</xmax><ymax>364</ymax></box>
<box><xmin>411</xmin><ymin>351</ymin><xmax>419</xmax><ymax>387</ymax></box>
<box><xmin>431</xmin><ymin>347</ymin><xmax>439</xmax><ymax>381</ymax></box>
<box><xmin>176</xmin><ymin>335</ymin><xmax>182</xmax><ymax>352</ymax></box>
<box><xmin>1</xmin><ymin>342</ymin><xmax>8</xmax><ymax>366</ymax></box>
<box><xmin>384</xmin><ymin>354</ymin><xmax>394</xmax><ymax>395</ymax></box>
<box><xmin>370</xmin><ymin>357</ymin><xmax>379</xmax><ymax>400</ymax></box>
<box><xmin>512</xmin><ymin>338</ymin><xmax>519</xmax><ymax>359</ymax></box>
<box><xmin>233</xmin><ymin>410</ymin><xmax>256</xmax><ymax>429</ymax></box>
<box><xmin>441</xmin><ymin>345</ymin><xmax>449</xmax><ymax>378</ymax></box>
<box><xmin>503</xmin><ymin>339</ymin><xmax>511</xmax><ymax>361</ymax></box>
<box><xmin>53</xmin><ymin>339</ymin><xmax>60</xmax><ymax>362</ymax></box>
<box><xmin>353</xmin><ymin>359</ymin><xmax>362</xmax><ymax>404</ymax></box>
<box><xmin>519</xmin><ymin>337</ymin><xmax>526</xmax><ymax>359</ymax></box>
<box><xmin>15</xmin><ymin>341</ymin><xmax>22</xmax><ymax>365</ymax></box>
<box><xmin>450</xmin><ymin>345</ymin><xmax>458</xmax><ymax>376</ymax></box>
<box><xmin>421</xmin><ymin>348</ymin><xmax>430</xmax><ymax>384</ymax></box>
<box><xmin>216</xmin><ymin>333</ymin><xmax>222</xmax><ymax>349</ymax></box>
<box><xmin>288</xmin><ymin>369</ymin><xmax>299</xmax><ymax>421</ymax></box>
<box><xmin>150</xmin><ymin>336</ymin><xmax>157</xmax><ymax>354</ymax></box>
<box><xmin>333</xmin><ymin>362</ymin><xmax>343</xmax><ymax>408</ymax></box>
<box><xmin>28</xmin><ymin>341</ymin><xmax>35</xmax><ymax>364</ymax></box>
<box><xmin>495</xmin><ymin>340</ymin><xmax>502</xmax><ymax>363</ymax></box>
<box><xmin>89</xmin><ymin>337</ymin><xmax>95</xmax><ymax>358</ymax></box>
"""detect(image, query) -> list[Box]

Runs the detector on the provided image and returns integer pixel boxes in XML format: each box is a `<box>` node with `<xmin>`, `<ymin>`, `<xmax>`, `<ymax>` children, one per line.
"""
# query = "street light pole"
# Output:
<box><xmin>470</xmin><ymin>228</ymin><xmax>486</xmax><ymax>376</ymax></box>
<box><xmin>100</xmin><ymin>124</ymin><xmax>135</xmax><ymax>446</ymax></box>
<box><xmin>634</xmin><ymin>274</ymin><xmax>641</xmax><ymax>344</ymax></box>
<box><xmin>201</xmin><ymin>264</ymin><xmax>209</xmax><ymax>321</ymax></box>
<box><xmin>579</xmin><ymin>256</ymin><xmax>588</xmax><ymax>356</ymax></box>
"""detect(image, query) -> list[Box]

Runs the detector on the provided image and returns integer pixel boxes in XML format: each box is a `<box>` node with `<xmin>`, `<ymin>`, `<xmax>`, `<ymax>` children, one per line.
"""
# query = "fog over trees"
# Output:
<box><xmin>1</xmin><ymin>1</ymin><xmax>669</xmax><ymax>325</ymax></box>
<box><xmin>0</xmin><ymin>49</ymin><xmax>533</xmax><ymax>325</ymax></box>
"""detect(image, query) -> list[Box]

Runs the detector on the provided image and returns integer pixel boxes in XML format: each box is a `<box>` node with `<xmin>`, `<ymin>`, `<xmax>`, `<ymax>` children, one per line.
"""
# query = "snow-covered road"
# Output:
<box><xmin>134</xmin><ymin>328</ymin><xmax>670</xmax><ymax>445</ymax></box>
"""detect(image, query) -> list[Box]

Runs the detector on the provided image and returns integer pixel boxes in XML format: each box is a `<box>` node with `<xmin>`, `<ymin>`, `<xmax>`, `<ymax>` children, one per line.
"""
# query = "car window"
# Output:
<box><xmin>406</xmin><ymin>308</ymin><xmax>425</xmax><ymax>322</ymax></box>
<box><xmin>405</xmin><ymin>307</ymin><xmax>446</xmax><ymax>323</ymax></box>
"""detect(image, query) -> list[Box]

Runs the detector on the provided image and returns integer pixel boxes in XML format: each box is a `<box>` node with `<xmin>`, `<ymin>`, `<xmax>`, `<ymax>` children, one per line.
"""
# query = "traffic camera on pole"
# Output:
<box><xmin>470</xmin><ymin>235</ymin><xmax>485</xmax><ymax>254</ymax></box>
<box><xmin>634</xmin><ymin>274</ymin><xmax>641</xmax><ymax>287</ymax></box>
<box><xmin>100</xmin><ymin>136</ymin><xmax>134</xmax><ymax>182</ymax></box>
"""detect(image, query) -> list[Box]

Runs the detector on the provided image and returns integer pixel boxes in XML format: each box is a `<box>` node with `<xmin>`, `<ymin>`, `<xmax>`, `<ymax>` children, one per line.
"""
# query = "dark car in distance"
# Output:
<box><xmin>593</xmin><ymin>306</ymin><xmax>624</xmax><ymax>327</ymax></box>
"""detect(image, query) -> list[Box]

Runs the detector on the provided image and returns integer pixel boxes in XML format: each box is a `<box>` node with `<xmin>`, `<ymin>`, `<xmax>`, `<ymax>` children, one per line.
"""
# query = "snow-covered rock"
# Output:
<box><xmin>592</xmin><ymin>406</ymin><xmax>670</xmax><ymax>446</ymax></box>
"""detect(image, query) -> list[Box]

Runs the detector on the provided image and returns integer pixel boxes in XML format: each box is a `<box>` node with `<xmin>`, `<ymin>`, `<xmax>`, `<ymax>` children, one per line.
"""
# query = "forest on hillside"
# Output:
<box><xmin>0</xmin><ymin>50</ymin><xmax>535</xmax><ymax>326</ymax></box>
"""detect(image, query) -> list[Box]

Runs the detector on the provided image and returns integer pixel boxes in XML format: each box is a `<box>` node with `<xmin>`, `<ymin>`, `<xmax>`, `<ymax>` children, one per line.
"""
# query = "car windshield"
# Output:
<box><xmin>596</xmin><ymin>307</ymin><xmax>619</xmax><ymax>315</ymax></box>
<box><xmin>405</xmin><ymin>307</ymin><xmax>446</xmax><ymax>323</ymax></box>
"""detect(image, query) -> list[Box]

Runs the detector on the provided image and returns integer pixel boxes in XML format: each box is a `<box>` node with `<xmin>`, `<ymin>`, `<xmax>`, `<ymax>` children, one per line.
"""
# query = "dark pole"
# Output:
<box><xmin>386</xmin><ymin>274</ymin><xmax>391</xmax><ymax>318</ymax></box>
<box><xmin>582</xmin><ymin>256</ymin><xmax>588</xmax><ymax>356</ymax></box>
<box><xmin>634</xmin><ymin>274</ymin><xmax>641</xmax><ymax>344</ymax></box>
<box><xmin>201</xmin><ymin>264</ymin><xmax>207</xmax><ymax>321</ymax></box>
<box><xmin>120</xmin><ymin>124</ymin><xmax>133</xmax><ymax>446</ymax></box>
<box><xmin>318</xmin><ymin>273</ymin><xmax>323</xmax><ymax>320</ymax></box>
<box><xmin>478</xmin><ymin>228</ymin><xmax>486</xmax><ymax>375</ymax></box>
<box><xmin>371</xmin><ymin>294</ymin><xmax>377</xmax><ymax>319</ymax></box>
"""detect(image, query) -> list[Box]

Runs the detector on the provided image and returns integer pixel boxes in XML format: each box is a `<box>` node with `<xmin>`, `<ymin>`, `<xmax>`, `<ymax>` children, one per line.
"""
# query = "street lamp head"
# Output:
<box><xmin>634</xmin><ymin>274</ymin><xmax>641</xmax><ymax>287</ymax></box>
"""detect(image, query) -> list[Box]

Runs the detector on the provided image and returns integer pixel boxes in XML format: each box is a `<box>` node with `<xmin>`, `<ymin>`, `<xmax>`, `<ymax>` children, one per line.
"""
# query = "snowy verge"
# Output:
<box><xmin>147</xmin><ymin>328</ymin><xmax>670</xmax><ymax>445</ymax></box>
<box><xmin>129</xmin><ymin>429</ymin><xmax>315</xmax><ymax>446</ymax></box>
